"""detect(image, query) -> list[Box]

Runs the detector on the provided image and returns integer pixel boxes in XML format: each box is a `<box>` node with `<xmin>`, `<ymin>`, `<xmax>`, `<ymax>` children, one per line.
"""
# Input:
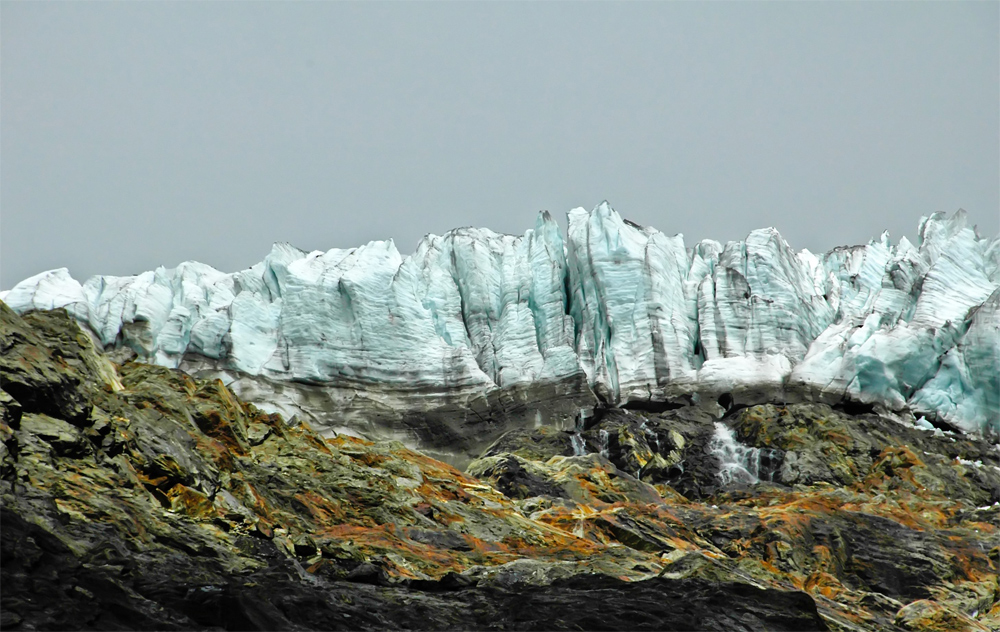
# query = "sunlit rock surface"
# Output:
<box><xmin>3</xmin><ymin>204</ymin><xmax>997</xmax><ymax>438</ymax></box>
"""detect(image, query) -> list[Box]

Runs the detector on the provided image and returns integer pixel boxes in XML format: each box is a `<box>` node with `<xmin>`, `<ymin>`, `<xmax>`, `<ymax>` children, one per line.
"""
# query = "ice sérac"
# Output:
<box><xmin>4</xmin><ymin>203</ymin><xmax>997</xmax><ymax>437</ymax></box>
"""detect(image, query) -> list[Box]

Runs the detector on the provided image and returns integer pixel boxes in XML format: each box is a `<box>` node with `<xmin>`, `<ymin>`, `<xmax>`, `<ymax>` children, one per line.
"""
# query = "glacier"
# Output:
<box><xmin>3</xmin><ymin>203</ymin><xmax>998</xmax><ymax>457</ymax></box>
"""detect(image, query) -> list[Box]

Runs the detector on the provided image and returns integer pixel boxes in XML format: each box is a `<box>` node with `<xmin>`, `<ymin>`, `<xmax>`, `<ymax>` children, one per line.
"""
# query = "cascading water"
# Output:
<box><xmin>708</xmin><ymin>422</ymin><xmax>781</xmax><ymax>486</ymax></box>
<box><xmin>569</xmin><ymin>409</ymin><xmax>588</xmax><ymax>457</ymax></box>
<box><xmin>598</xmin><ymin>429</ymin><xmax>609</xmax><ymax>459</ymax></box>
<box><xmin>646</xmin><ymin>428</ymin><xmax>661</xmax><ymax>453</ymax></box>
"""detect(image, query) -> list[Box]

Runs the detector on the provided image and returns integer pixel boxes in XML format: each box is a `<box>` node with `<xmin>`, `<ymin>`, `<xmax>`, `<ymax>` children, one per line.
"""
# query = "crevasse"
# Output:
<box><xmin>3</xmin><ymin>203</ymin><xmax>998</xmax><ymax>435</ymax></box>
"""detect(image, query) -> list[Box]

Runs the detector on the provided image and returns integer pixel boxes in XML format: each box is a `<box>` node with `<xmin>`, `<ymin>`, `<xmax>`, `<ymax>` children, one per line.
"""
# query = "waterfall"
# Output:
<box><xmin>598</xmin><ymin>429</ymin><xmax>609</xmax><ymax>459</ymax></box>
<box><xmin>570</xmin><ymin>409</ymin><xmax>588</xmax><ymax>457</ymax></box>
<box><xmin>638</xmin><ymin>420</ymin><xmax>661</xmax><ymax>454</ymax></box>
<box><xmin>708</xmin><ymin>422</ymin><xmax>761</xmax><ymax>486</ymax></box>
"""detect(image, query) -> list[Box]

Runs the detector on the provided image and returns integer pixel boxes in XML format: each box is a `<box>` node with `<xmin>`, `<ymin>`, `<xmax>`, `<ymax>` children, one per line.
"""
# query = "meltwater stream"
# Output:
<box><xmin>598</xmin><ymin>429</ymin><xmax>610</xmax><ymax>459</ymax></box>
<box><xmin>708</xmin><ymin>422</ymin><xmax>781</xmax><ymax>486</ymax></box>
<box><xmin>569</xmin><ymin>409</ymin><xmax>589</xmax><ymax>457</ymax></box>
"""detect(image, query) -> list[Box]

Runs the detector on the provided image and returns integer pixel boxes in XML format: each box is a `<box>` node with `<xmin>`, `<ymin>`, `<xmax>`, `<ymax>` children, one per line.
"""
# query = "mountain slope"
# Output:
<box><xmin>2</xmin><ymin>304</ymin><xmax>998</xmax><ymax>630</ymax></box>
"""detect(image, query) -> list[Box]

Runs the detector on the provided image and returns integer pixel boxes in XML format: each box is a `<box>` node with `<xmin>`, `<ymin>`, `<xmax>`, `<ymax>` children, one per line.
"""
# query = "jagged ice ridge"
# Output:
<box><xmin>3</xmin><ymin>203</ymin><xmax>998</xmax><ymax>436</ymax></box>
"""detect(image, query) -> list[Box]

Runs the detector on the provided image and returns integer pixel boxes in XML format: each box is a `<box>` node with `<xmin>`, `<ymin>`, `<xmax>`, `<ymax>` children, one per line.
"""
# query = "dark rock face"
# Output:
<box><xmin>480</xmin><ymin>426</ymin><xmax>580</xmax><ymax>461</ymax></box>
<box><xmin>1</xmin><ymin>505</ymin><xmax>824</xmax><ymax>632</ymax></box>
<box><xmin>2</xmin><ymin>304</ymin><xmax>999</xmax><ymax>631</ymax></box>
<box><xmin>576</xmin><ymin>407</ymin><xmax>735</xmax><ymax>498</ymax></box>
<box><xmin>466</xmin><ymin>403</ymin><xmax>1000</xmax><ymax>629</ymax></box>
<box><xmin>735</xmin><ymin>403</ymin><xmax>1000</xmax><ymax>505</ymax></box>
<box><xmin>184</xmin><ymin>355</ymin><xmax>601</xmax><ymax>469</ymax></box>
<box><xmin>459</xmin><ymin>575</ymin><xmax>826</xmax><ymax>631</ymax></box>
<box><xmin>0</xmin><ymin>308</ymin><xmax>104</xmax><ymax>426</ymax></box>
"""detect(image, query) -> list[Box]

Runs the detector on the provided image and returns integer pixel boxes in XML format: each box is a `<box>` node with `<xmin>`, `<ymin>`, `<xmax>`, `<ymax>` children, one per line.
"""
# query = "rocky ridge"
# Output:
<box><xmin>2</xmin><ymin>304</ymin><xmax>999</xmax><ymax>630</ymax></box>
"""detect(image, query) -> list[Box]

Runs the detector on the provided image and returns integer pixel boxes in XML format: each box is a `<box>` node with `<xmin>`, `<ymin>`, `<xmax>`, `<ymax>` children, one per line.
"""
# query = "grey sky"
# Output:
<box><xmin>2</xmin><ymin>2</ymin><xmax>998</xmax><ymax>289</ymax></box>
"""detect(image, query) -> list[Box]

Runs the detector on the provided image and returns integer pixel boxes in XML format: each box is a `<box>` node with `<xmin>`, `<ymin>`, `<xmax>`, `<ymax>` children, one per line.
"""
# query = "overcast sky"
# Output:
<box><xmin>2</xmin><ymin>2</ymin><xmax>998</xmax><ymax>289</ymax></box>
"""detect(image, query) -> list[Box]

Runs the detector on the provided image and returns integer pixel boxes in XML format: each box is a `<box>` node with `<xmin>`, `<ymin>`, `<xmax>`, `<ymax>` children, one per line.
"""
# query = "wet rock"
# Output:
<box><xmin>575</xmin><ymin>409</ymin><xmax>718</xmax><ymax>496</ymax></box>
<box><xmin>756</xmin><ymin>446</ymin><xmax>784</xmax><ymax>481</ymax></box>
<box><xmin>639</xmin><ymin>453</ymin><xmax>675</xmax><ymax>484</ymax></box>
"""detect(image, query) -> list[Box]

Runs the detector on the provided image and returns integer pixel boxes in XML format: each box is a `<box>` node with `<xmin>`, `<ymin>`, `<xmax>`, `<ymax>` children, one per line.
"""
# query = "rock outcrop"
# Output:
<box><xmin>2</xmin><ymin>304</ymin><xmax>998</xmax><ymax>630</ymax></box>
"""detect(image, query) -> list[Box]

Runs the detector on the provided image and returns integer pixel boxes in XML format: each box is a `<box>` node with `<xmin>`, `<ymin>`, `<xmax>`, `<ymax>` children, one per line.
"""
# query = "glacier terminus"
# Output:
<box><xmin>4</xmin><ymin>203</ymin><xmax>998</xmax><ymax>461</ymax></box>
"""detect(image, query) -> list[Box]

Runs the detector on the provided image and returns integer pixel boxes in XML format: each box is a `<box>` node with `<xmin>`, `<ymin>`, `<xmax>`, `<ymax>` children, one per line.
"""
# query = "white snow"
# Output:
<box><xmin>4</xmin><ymin>203</ymin><xmax>997</xmax><ymax>435</ymax></box>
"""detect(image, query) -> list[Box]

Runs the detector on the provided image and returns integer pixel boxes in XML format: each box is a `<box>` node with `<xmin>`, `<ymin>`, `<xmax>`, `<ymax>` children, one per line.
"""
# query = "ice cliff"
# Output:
<box><xmin>4</xmin><ymin>203</ymin><xmax>998</xmax><ymax>436</ymax></box>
